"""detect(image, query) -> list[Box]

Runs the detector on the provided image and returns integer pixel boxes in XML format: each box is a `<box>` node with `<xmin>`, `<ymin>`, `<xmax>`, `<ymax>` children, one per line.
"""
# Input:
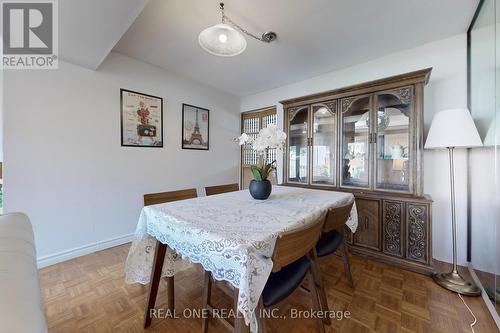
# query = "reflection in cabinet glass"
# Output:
<box><xmin>375</xmin><ymin>87</ymin><xmax>413</xmax><ymax>192</ymax></box>
<box><xmin>341</xmin><ymin>96</ymin><xmax>371</xmax><ymax>188</ymax></box>
<box><xmin>288</xmin><ymin>107</ymin><xmax>308</xmax><ymax>183</ymax></box>
<box><xmin>312</xmin><ymin>103</ymin><xmax>337</xmax><ymax>185</ymax></box>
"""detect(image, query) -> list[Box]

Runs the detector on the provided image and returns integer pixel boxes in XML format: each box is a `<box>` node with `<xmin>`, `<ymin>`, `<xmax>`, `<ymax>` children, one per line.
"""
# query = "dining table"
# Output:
<box><xmin>124</xmin><ymin>185</ymin><xmax>358</xmax><ymax>333</ymax></box>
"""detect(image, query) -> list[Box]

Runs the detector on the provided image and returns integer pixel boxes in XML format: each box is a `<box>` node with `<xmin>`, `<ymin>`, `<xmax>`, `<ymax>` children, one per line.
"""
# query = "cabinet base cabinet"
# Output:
<box><xmin>353</xmin><ymin>199</ymin><xmax>381</xmax><ymax>251</ymax></box>
<box><xmin>348</xmin><ymin>245</ymin><xmax>434</xmax><ymax>275</ymax></box>
<box><xmin>345</xmin><ymin>194</ymin><xmax>433</xmax><ymax>275</ymax></box>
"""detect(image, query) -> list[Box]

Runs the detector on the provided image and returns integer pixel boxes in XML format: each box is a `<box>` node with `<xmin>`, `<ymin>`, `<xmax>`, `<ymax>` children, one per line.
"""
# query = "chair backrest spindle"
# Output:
<box><xmin>323</xmin><ymin>201</ymin><xmax>354</xmax><ymax>233</ymax></box>
<box><xmin>143</xmin><ymin>188</ymin><xmax>198</xmax><ymax>206</ymax></box>
<box><xmin>205</xmin><ymin>183</ymin><xmax>239</xmax><ymax>196</ymax></box>
<box><xmin>271</xmin><ymin>216</ymin><xmax>325</xmax><ymax>272</ymax></box>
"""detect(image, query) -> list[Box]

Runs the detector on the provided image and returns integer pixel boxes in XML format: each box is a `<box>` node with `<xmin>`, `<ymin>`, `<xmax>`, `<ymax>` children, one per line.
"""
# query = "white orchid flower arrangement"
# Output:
<box><xmin>237</xmin><ymin>124</ymin><xmax>287</xmax><ymax>181</ymax></box>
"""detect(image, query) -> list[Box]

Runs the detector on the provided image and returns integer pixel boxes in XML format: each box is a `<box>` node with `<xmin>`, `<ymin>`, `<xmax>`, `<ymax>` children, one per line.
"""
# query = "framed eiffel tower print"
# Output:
<box><xmin>182</xmin><ymin>104</ymin><xmax>209</xmax><ymax>150</ymax></box>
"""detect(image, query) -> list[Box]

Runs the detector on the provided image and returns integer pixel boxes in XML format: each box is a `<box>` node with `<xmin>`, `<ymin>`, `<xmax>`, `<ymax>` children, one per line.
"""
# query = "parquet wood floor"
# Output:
<box><xmin>39</xmin><ymin>244</ymin><xmax>498</xmax><ymax>333</ymax></box>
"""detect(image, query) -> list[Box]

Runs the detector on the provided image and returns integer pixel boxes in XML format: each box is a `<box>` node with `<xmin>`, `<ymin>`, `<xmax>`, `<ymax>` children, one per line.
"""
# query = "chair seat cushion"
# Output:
<box><xmin>315</xmin><ymin>230</ymin><xmax>343</xmax><ymax>257</ymax></box>
<box><xmin>262</xmin><ymin>256</ymin><xmax>310</xmax><ymax>307</ymax></box>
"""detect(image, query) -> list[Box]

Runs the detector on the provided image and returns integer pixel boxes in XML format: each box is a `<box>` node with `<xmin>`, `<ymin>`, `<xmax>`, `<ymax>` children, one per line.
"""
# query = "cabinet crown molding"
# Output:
<box><xmin>280</xmin><ymin>68</ymin><xmax>432</xmax><ymax>107</ymax></box>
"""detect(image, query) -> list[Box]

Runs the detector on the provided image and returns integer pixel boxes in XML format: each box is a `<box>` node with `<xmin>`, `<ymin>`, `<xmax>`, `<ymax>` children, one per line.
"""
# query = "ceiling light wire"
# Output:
<box><xmin>219</xmin><ymin>2</ymin><xmax>277</xmax><ymax>43</ymax></box>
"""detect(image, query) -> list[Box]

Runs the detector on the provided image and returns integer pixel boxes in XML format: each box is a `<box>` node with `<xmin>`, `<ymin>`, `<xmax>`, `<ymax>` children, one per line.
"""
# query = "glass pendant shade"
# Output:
<box><xmin>198</xmin><ymin>23</ymin><xmax>247</xmax><ymax>57</ymax></box>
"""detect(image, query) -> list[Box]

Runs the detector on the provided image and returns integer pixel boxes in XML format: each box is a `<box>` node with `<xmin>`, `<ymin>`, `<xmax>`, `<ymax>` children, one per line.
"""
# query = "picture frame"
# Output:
<box><xmin>120</xmin><ymin>88</ymin><xmax>163</xmax><ymax>148</ymax></box>
<box><xmin>182</xmin><ymin>103</ymin><xmax>210</xmax><ymax>150</ymax></box>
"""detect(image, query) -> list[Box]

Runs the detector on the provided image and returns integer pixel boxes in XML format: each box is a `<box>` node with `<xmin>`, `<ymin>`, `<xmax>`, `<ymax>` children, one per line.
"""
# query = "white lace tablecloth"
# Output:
<box><xmin>125</xmin><ymin>186</ymin><xmax>357</xmax><ymax>332</ymax></box>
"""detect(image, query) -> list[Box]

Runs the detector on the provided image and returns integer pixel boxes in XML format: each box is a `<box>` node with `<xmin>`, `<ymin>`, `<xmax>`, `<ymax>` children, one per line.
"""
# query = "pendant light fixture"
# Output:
<box><xmin>198</xmin><ymin>2</ymin><xmax>277</xmax><ymax>57</ymax></box>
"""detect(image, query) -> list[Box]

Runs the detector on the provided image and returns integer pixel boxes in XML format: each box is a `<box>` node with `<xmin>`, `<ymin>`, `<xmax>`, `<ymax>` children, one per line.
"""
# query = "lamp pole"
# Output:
<box><xmin>448</xmin><ymin>147</ymin><xmax>458</xmax><ymax>274</ymax></box>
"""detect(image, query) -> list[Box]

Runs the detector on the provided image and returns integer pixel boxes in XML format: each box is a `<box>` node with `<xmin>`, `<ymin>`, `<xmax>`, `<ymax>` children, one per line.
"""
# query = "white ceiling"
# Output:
<box><xmin>61</xmin><ymin>0</ymin><xmax>479</xmax><ymax>96</ymax></box>
<box><xmin>59</xmin><ymin>0</ymin><xmax>147</xmax><ymax>69</ymax></box>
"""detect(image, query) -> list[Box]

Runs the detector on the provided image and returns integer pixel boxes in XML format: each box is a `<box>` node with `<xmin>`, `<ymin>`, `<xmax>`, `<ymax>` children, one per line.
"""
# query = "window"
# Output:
<box><xmin>240</xmin><ymin>107</ymin><xmax>277</xmax><ymax>189</ymax></box>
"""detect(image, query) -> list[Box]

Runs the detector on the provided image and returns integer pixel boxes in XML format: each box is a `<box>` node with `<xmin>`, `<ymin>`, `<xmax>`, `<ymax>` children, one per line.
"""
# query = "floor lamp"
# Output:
<box><xmin>425</xmin><ymin>108</ymin><xmax>482</xmax><ymax>296</ymax></box>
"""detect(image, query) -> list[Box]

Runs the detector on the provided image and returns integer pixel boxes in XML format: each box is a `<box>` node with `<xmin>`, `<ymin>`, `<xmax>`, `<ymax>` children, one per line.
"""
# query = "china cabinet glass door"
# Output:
<box><xmin>374</xmin><ymin>88</ymin><xmax>413</xmax><ymax>192</ymax></box>
<box><xmin>311</xmin><ymin>103</ymin><xmax>337</xmax><ymax>185</ymax></box>
<box><xmin>288</xmin><ymin>106</ymin><xmax>309</xmax><ymax>183</ymax></box>
<box><xmin>340</xmin><ymin>96</ymin><xmax>371</xmax><ymax>188</ymax></box>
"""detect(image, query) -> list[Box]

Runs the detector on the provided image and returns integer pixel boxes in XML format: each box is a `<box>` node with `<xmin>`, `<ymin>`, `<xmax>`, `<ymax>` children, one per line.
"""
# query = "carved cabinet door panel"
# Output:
<box><xmin>382</xmin><ymin>200</ymin><xmax>404</xmax><ymax>257</ymax></box>
<box><xmin>406</xmin><ymin>203</ymin><xmax>430</xmax><ymax>264</ymax></box>
<box><xmin>353</xmin><ymin>198</ymin><xmax>381</xmax><ymax>250</ymax></box>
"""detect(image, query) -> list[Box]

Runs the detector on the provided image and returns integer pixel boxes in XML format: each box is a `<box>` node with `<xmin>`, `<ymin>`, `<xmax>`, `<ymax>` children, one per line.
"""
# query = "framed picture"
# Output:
<box><xmin>182</xmin><ymin>104</ymin><xmax>209</xmax><ymax>150</ymax></box>
<box><xmin>120</xmin><ymin>89</ymin><xmax>163</xmax><ymax>148</ymax></box>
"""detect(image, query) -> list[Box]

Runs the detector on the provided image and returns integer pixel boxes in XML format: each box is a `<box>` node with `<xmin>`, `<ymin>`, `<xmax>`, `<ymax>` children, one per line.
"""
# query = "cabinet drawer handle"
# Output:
<box><xmin>364</xmin><ymin>217</ymin><xmax>369</xmax><ymax>229</ymax></box>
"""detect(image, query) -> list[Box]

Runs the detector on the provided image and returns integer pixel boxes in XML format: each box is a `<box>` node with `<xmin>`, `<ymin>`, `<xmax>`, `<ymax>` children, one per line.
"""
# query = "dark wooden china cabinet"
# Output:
<box><xmin>281</xmin><ymin>68</ymin><xmax>433</xmax><ymax>275</ymax></box>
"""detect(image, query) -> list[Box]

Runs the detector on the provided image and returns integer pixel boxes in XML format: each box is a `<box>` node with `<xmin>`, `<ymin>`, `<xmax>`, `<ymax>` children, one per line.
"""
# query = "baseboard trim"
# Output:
<box><xmin>468</xmin><ymin>263</ymin><xmax>500</xmax><ymax>330</ymax></box>
<box><xmin>37</xmin><ymin>233</ymin><xmax>134</xmax><ymax>268</ymax></box>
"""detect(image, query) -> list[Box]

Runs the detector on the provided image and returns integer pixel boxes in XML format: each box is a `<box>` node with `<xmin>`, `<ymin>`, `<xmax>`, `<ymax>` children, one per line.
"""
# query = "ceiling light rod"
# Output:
<box><xmin>219</xmin><ymin>2</ymin><xmax>277</xmax><ymax>43</ymax></box>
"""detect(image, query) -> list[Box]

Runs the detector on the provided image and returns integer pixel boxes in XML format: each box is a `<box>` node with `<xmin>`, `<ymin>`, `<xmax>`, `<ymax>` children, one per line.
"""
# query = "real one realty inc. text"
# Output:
<box><xmin>150</xmin><ymin>308</ymin><xmax>351</xmax><ymax>320</ymax></box>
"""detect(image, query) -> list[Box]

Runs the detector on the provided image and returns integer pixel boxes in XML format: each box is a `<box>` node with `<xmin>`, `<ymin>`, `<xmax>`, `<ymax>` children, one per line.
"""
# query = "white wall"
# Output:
<box><xmin>3</xmin><ymin>52</ymin><xmax>240</xmax><ymax>266</ymax></box>
<box><xmin>240</xmin><ymin>34</ymin><xmax>469</xmax><ymax>265</ymax></box>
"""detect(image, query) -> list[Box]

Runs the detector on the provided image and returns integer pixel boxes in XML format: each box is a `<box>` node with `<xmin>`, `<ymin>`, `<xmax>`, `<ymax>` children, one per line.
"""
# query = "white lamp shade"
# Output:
<box><xmin>425</xmin><ymin>108</ymin><xmax>483</xmax><ymax>149</ymax></box>
<box><xmin>198</xmin><ymin>23</ymin><xmax>247</xmax><ymax>57</ymax></box>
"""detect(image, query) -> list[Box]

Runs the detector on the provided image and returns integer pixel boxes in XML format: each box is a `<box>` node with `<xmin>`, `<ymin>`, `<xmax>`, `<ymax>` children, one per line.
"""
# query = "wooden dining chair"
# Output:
<box><xmin>201</xmin><ymin>217</ymin><xmax>327</xmax><ymax>333</ymax></box>
<box><xmin>314</xmin><ymin>201</ymin><xmax>354</xmax><ymax>288</ymax></box>
<box><xmin>143</xmin><ymin>188</ymin><xmax>198</xmax><ymax>206</ymax></box>
<box><xmin>142</xmin><ymin>188</ymin><xmax>198</xmax><ymax>328</ymax></box>
<box><xmin>204</xmin><ymin>183</ymin><xmax>239</xmax><ymax>196</ymax></box>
